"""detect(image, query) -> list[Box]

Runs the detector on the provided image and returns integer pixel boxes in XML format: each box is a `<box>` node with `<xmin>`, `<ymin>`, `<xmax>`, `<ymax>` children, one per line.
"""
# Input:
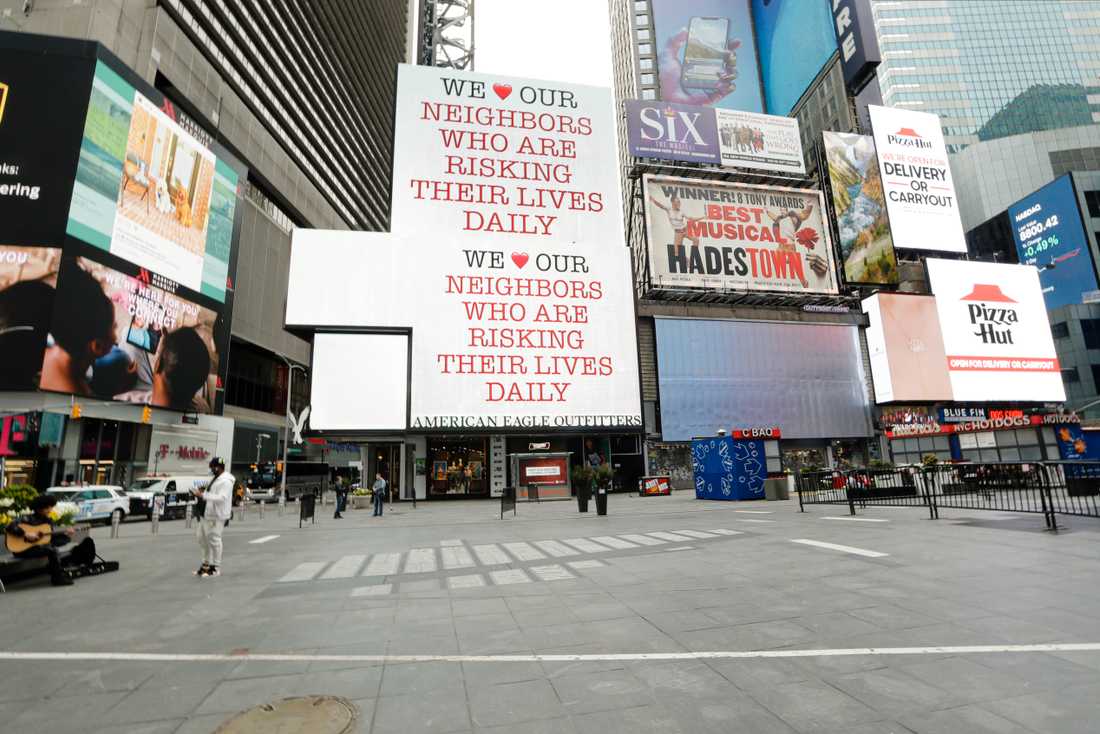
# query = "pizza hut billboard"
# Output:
<box><xmin>926</xmin><ymin>259</ymin><xmax>1065</xmax><ymax>403</ymax></box>
<box><xmin>643</xmin><ymin>174</ymin><xmax>838</xmax><ymax>294</ymax></box>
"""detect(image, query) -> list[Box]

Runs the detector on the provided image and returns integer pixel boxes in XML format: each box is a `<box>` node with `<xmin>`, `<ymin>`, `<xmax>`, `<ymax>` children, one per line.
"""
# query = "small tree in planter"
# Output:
<box><xmin>572</xmin><ymin>465</ymin><xmax>594</xmax><ymax>511</ymax></box>
<box><xmin>594</xmin><ymin>463</ymin><xmax>614</xmax><ymax>491</ymax></box>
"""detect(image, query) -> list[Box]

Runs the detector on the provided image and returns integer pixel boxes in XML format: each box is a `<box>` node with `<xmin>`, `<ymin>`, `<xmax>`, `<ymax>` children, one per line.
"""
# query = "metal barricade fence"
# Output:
<box><xmin>798</xmin><ymin>461</ymin><xmax>1100</xmax><ymax>530</ymax></box>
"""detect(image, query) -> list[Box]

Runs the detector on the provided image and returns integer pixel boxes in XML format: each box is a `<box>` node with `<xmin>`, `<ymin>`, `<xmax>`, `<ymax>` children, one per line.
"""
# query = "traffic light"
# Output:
<box><xmin>70</xmin><ymin>403</ymin><xmax>82</xmax><ymax>419</ymax></box>
<box><xmin>141</xmin><ymin>406</ymin><xmax>152</xmax><ymax>424</ymax></box>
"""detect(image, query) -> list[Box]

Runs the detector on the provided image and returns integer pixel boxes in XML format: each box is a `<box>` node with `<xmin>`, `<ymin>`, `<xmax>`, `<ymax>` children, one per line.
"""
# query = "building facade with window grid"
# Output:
<box><xmin>872</xmin><ymin>0</ymin><xmax>1100</xmax><ymax>154</ymax></box>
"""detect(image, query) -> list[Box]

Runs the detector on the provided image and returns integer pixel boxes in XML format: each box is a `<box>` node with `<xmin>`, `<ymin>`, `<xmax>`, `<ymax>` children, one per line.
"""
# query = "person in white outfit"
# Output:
<box><xmin>193</xmin><ymin>456</ymin><xmax>234</xmax><ymax>577</ymax></box>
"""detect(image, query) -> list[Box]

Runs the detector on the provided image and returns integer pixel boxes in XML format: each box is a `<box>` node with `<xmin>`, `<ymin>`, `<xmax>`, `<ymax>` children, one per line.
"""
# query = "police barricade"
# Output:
<box><xmin>500</xmin><ymin>486</ymin><xmax>516</xmax><ymax>519</ymax></box>
<box><xmin>299</xmin><ymin>493</ymin><xmax>316</xmax><ymax>528</ymax></box>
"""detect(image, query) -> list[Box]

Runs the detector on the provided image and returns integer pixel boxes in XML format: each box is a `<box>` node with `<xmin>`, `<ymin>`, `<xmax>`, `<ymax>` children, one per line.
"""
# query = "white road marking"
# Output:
<box><xmin>404</xmin><ymin>548</ymin><xmax>438</xmax><ymax>574</ymax></box>
<box><xmin>823</xmin><ymin>516</ymin><xmax>890</xmax><ymax>523</ymax></box>
<box><xmin>531</xmin><ymin>564</ymin><xmax>575</xmax><ymax>581</ymax></box>
<box><xmin>440</xmin><ymin>539</ymin><xmax>464</xmax><ymax>547</ymax></box>
<box><xmin>351</xmin><ymin>584</ymin><xmax>392</xmax><ymax>597</ymax></box>
<box><xmin>321</xmin><ymin>554</ymin><xmax>367</xmax><ymax>579</ymax></box>
<box><xmin>448</xmin><ymin>574</ymin><xmax>485</xmax><ymax>589</ymax></box>
<box><xmin>502</xmin><ymin>542</ymin><xmax>546</xmax><ymax>562</ymax></box>
<box><xmin>734</xmin><ymin>510</ymin><xmax>773</xmax><ymax>514</ymax></box>
<box><xmin>567</xmin><ymin>560</ymin><xmax>605</xmax><ymax>570</ymax></box>
<box><xmin>673</xmin><ymin>530</ymin><xmax>718</xmax><ymax>539</ymax></box>
<box><xmin>663</xmin><ymin>546</ymin><xmax>695</xmax><ymax>552</ymax></box>
<box><xmin>533</xmin><ymin>540</ymin><xmax>580</xmax><ymax>557</ymax></box>
<box><xmin>472</xmin><ymin>544</ymin><xmax>511</xmax><ymax>566</ymax></box>
<box><xmin>646</xmin><ymin>531</ymin><xmax>695</xmax><ymax>542</ymax></box>
<box><xmin>13</xmin><ymin>643</ymin><xmax>1100</xmax><ymax>664</ymax></box>
<box><xmin>490</xmin><ymin>569</ymin><xmax>531</xmax><ymax>585</ymax></box>
<box><xmin>363</xmin><ymin>552</ymin><xmax>401</xmax><ymax>576</ymax></box>
<box><xmin>618</xmin><ymin>533</ymin><xmax>665</xmax><ymax>546</ymax></box>
<box><xmin>278</xmin><ymin>562</ymin><xmax>326</xmax><ymax>583</ymax></box>
<box><xmin>710</xmin><ymin>529</ymin><xmax>743</xmax><ymax>536</ymax></box>
<box><xmin>791</xmin><ymin>539</ymin><xmax>889</xmax><ymax>558</ymax></box>
<box><xmin>561</xmin><ymin>538</ymin><xmax>611</xmax><ymax>554</ymax></box>
<box><xmin>737</xmin><ymin>519</ymin><xmax>775</xmax><ymax>524</ymax></box>
<box><xmin>589</xmin><ymin>535</ymin><xmax>637</xmax><ymax>550</ymax></box>
<box><xmin>441</xmin><ymin>546</ymin><xmax>475</xmax><ymax>569</ymax></box>
<box><xmin>249</xmin><ymin>535</ymin><xmax>279</xmax><ymax>544</ymax></box>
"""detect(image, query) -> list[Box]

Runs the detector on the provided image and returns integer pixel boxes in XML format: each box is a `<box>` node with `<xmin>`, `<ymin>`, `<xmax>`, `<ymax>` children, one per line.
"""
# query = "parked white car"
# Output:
<box><xmin>46</xmin><ymin>485</ymin><xmax>130</xmax><ymax>524</ymax></box>
<box><xmin>127</xmin><ymin>476</ymin><xmax>207</xmax><ymax>520</ymax></box>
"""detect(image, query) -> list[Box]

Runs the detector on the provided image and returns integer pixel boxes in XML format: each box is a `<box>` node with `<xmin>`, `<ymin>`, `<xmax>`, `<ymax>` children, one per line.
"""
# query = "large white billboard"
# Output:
<box><xmin>643</xmin><ymin>175</ymin><xmax>838</xmax><ymax>294</ymax></box>
<box><xmin>868</xmin><ymin>105</ymin><xmax>966</xmax><ymax>253</ymax></box>
<box><xmin>311</xmin><ymin>333</ymin><xmax>409</xmax><ymax>431</ymax></box>
<box><xmin>716</xmin><ymin>109</ymin><xmax>806</xmax><ymax>175</ymax></box>
<box><xmin>926</xmin><ymin>259</ymin><xmax>1065</xmax><ymax>402</ymax></box>
<box><xmin>287</xmin><ymin>65</ymin><xmax>643</xmax><ymax>432</ymax></box>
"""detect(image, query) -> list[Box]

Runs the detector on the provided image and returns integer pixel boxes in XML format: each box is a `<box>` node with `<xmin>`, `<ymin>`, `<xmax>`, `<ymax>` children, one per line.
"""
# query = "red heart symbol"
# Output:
<box><xmin>511</xmin><ymin>252</ymin><xmax>529</xmax><ymax>268</ymax></box>
<box><xmin>493</xmin><ymin>83</ymin><xmax>512</xmax><ymax>100</ymax></box>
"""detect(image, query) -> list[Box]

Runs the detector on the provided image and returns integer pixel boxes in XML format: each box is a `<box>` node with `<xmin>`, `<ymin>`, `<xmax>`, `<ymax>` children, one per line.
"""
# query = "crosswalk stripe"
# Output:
<box><xmin>647</xmin><ymin>531</ymin><xmax>695</xmax><ymax>542</ymax></box>
<box><xmin>249</xmin><ymin>535</ymin><xmax>279</xmax><ymax>545</ymax></box>
<box><xmin>363</xmin><ymin>552</ymin><xmax>401</xmax><ymax>576</ymax></box>
<box><xmin>472</xmin><ymin>543</ymin><xmax>510</xmax><ymax>566</ymax></box>
<box><xmin>278</xmin><ymin>562</ymin><xmax>327</xmax><ymax>583</ymax></box>
<box><xmin>321</xmin><ymin>554</ymin><xmax>367</xmax><ymax>579</ymax></box>
<box><xmin>561</xmin><ymin>538</ymin><xmax>610</xmax><ymax>554</ymax></box>
<box><xmin>441</xmin><ymin>546</ymin><xmax>475</xmax><ymax>569</ymax></box>
<box><xmin>531</xmin><ymin>564</ymin><xmax>575</xmax><ymax>581</ymax></box>
<box><xmin>533</xmin><ymin>540</ymin><xmax>580</xmax><ymax>557</ymax></box>
<box><xmin>351</xmin><ymin>584</ymin><xmax>392</xmax><ymax>597</ymax></box>
<box><xmin>490</xmin><ymin>569</ymin><xmax>531</xmax><ymax>585</ymax></box>
<box><xmin>502</xmin><ymin>541</ymin><xmax>546</xmax><ymax>562</ymax></box>
<box><xmin>404</xmin><ymin>548</ymin><xmax>438</xmax><ymax>574</ymax></box>
<box><xmin>448</xmin><ymin>574</ymin><xmax>486</xmax><ymax>589</ymax></box>
<box><xmin>590</xmin><ymin>535</ymin><xmax>637</xmax><ymax>550</ymax></box>
<box><xmin>674</xmin><ymin>530</ymin><xmax>718</xmax><ymax>539</ymax></box>
<box><xmin>710</xmin><ymin>529</ymin><xmax>743</xmax><ymax>536</ymax></box>
<box><xmin>737</xmin><ymin>519</ymin><xmax>775</xmax><ymax>524</ymax></box>
<box><xmin>567</xmin><ymin>560</ymin><xmax>605</xmax><ymax>570</ymax></box>
<box><xmin>618</xmin><ymin>533</ymin><xmax>665</xmax><ymax>546</ymax></box>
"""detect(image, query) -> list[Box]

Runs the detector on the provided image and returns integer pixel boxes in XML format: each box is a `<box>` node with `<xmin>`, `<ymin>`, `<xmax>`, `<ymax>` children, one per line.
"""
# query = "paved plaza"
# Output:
<box><xmin>3</xmin><ymin>492</ymin><xmax>1100</xmax><ymax>733</ymax></box>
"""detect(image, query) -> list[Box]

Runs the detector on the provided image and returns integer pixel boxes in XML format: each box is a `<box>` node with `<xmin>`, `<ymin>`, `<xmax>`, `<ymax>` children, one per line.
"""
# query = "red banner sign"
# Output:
<box><xmin>885</xmin><ymin>413</ymin><xmax>1077</xmax><ymax>439</ymax></box>
<box><xmin>732</xmin><ymin>427</ymin><xmax>781</xmax><ymax>440</ymax></box>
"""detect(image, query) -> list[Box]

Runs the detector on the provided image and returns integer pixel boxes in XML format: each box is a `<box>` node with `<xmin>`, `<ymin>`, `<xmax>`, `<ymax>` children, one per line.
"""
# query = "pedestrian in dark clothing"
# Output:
<box><xmin>333</xmin><ymin>478</ymin><xmax>349</xmax><ymax>519</ymax></box>
<box><xmin>372</xmin><ymin>473</ymin><xmax>387</xmax><ymax>516</ymax></box>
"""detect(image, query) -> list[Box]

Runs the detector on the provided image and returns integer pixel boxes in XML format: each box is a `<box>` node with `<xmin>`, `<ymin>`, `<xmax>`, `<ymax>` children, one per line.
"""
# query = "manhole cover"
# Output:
<box><xmin>215</xmin><ymin>696</ymin><xmax>358</xmax><ymax>734</ymax></box>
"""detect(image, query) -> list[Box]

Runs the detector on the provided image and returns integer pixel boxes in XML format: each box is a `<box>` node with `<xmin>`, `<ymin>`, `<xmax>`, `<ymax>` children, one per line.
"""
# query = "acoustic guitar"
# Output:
<box><xmin>4</xmin><ymin>523</ymin><xmax>53</xmax><ymax>555</ymax></box>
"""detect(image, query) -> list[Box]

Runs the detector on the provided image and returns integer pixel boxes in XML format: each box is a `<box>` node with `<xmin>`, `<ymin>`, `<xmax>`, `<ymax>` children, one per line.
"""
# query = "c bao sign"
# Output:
<box><xmin>287</xmin><ymin>66</ymin><xmax>643</xmax><ymax>432</ymax></box>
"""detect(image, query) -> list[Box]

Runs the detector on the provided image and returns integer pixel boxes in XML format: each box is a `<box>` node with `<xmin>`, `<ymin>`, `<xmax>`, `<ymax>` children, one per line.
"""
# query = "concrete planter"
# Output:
<box><xmin>349</xmin><ymin>495</ymin><xmax>372</xmax><ymax>510</ymax></box>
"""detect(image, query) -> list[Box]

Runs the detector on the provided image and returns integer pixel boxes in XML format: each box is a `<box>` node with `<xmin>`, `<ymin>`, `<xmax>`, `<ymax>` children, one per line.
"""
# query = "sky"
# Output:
<box><xmin>474</xmin><ymin>0</ymin><xmax>614</xmax><ymax>87</ymax></box>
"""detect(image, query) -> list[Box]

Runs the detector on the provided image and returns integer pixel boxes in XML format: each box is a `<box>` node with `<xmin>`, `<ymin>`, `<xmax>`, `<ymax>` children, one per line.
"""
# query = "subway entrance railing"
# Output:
<box><xmin>797</xmin><ymin>462</ymin><xmax>1100</xmax><ymax>531</ymax></box>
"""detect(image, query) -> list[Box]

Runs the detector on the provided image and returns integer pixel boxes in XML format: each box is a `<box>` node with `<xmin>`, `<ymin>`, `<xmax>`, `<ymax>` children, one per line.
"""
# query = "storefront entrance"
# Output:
<box><xmin>368</xmin><ymin>443</ymin><xmax>402</xmax><ymax>500</ymax></box>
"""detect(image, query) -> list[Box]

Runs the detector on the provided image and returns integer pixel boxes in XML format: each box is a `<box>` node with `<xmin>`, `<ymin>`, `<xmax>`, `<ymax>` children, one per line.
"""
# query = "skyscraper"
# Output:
<box><xmin>873</xmin><ymin>0</ymin><xmax>1100</xmax><ymax>153</ymax></box>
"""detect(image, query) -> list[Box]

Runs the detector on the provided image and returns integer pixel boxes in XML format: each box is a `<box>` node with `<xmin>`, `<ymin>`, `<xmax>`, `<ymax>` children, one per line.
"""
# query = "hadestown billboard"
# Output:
<box><xmin>863</xmin><ymin>260</ymin><xmax>1066</xmax><ymax>404</ymax></box>
<box><xmin>643</xmin><ymin>174</ymin><xmax>838</xmax><ymax>295</ymax></box>
<box><xmin>285</xmin><ymin>65</ymin><xmax>643</xmax><ymax>432</ymax></box>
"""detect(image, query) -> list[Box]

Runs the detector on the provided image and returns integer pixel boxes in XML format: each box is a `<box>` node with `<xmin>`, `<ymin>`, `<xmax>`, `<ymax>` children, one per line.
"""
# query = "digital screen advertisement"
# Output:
<box><xmin>926</xmin><ymin>259</ymin><xmax>1065</xmax><ymax>403</ymax></box>
<box><xmin>290</xmin><ymin>65</ymin><xmax>643</xmax><ymax>433</ymax></box>
<box><xmin>869</xmin><ymin>105</ymin><xmax>966</xmax><ymax>253</ymax></box>
<box><xmin>823</xmin><ymin>131</ymin><xmax>899</xmax><ymax>285</ymax></box>
<box><xmin>0</xmin><ymin>34</ymin><xmax>244</xmax><ymax>415</ymax></box>
<box><xmin>1008</xmin><ymin>174</ymin><xmax>1099</xmax><ymax>311</ymax></box>
<box><xmin>651</xmin><ymin>0</ymin><xmax>764</xmax><ymax>113</ymax></box>
<box><xmin>643</xmin><ymin>174</ymin><xmax>837</xmax><ymax>294</ymax></box>
<box><xmin>752</xmin><ymin>0</ymin><xmax>837</xmax><ymax>115</ymax></box>
<box><xmin>67</xmin><ymin>61</ymin><xmax>239</xmax><ymax>303</ymax></box>
<box><xmin>0</xmin><ymin>246</ymin><xmax>62</xmax><ymax>390</ymax></box>
<box><xmin>862</xmin><ymin>293</ymin><xmax>951</xmax><ymax>404</ymax></box>
<box><xmin>40</xmin><ymin>256</ymin><xmax>224</xmax><ymax>412</ymax></box>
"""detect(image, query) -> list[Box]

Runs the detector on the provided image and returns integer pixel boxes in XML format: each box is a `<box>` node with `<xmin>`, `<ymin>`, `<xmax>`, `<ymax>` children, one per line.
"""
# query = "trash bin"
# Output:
<box><xmin>764</xmin><ymin>477</ymin><xmax>789</xmax><ymax>501</ymax></box>
<box><xmin>577</xmin><ymin>484</ymin><xmax>591</xmax><ymax>513</ymax></box>
<box><xmin>595</xmin><ymin>487</ymin><xmax>608</xmax><ymax>516</ymax></box>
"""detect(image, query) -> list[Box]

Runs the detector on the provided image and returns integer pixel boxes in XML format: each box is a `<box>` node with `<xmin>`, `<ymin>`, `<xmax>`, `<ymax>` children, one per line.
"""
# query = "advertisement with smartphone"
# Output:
<box><xmin>651</xmin><ymin>0</ymin><xmax>763</xmax><ymax>113</ymax></box>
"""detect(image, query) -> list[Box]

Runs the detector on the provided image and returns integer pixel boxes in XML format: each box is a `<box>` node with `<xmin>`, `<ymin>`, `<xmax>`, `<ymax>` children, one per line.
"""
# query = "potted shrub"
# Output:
<box><xmin>572</xmin><ymin>465</ymin><xmax>594</xmax><ymax>512</ymax></box>
<box><xmin>594</xmin><ymin>464</ymin><xmax>614</xmax><ymax>516</ymax></box>
<box><xmin>349</xmin><ymin>487</ymin><xmax>372</xmax><ymax>510</ymax></box>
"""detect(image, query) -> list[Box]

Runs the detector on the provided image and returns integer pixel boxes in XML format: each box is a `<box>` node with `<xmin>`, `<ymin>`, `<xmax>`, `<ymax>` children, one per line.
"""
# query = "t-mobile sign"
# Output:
<box><xmin>288</xmin><ymin>66</ymin><xmax>643</xmax><ymax>432</ymax></box>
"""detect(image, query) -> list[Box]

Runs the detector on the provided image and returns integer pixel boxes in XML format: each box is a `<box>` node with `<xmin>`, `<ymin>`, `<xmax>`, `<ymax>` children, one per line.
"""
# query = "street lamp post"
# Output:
<box><xmin>279</xmin><ymin>359</ymin><xmax>307</xmax><ymax>509</ymax></box>
<box><xmin>255</xmin><ymin>433</ymin><xmax>271</xmax><ymax>465</ymax></box>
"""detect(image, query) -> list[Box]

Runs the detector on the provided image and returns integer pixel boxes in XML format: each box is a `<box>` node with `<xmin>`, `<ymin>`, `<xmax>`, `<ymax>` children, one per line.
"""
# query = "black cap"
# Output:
<box><xmin>209</xmin><ymin>456</ymin><xmax>225</xmax><ymax>468</ymax></box>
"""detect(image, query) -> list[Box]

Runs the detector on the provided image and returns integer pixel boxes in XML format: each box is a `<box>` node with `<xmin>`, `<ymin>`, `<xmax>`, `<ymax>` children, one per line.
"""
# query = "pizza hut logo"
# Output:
<box><xmin>962</xmin><ymin>284</ymin><xmax>1018</xmax><ymax>345</ymax></box>
<box><xmin>887</xmin><ymin>127</ymin><xmax>933</xmax><ymax>149</ymax></box>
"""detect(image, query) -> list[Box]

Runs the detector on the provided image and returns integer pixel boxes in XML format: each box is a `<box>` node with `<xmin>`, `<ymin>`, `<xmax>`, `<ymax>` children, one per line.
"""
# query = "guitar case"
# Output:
<box><xmin>66</xmin><ymin>559</ymin><xmax>120</xmax><ymax>578</ymax></box>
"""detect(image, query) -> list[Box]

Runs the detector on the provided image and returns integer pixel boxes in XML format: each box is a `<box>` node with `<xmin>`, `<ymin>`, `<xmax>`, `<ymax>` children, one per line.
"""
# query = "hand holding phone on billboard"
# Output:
<box><xmin>659</xmin><ymin>25</ymin><xmax>740</xmax><ymax>105</ymax></box>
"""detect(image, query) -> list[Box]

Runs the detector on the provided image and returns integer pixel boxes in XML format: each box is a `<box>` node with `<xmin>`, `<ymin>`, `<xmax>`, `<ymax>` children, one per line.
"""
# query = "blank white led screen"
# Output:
<box><xmin>310</xmin><ymin>333</ymin><xmax>408</xmax><ymax>431</ymax></box>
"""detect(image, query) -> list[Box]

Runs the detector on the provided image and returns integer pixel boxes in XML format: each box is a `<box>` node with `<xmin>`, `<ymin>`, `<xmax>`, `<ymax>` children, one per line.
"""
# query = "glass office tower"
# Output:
<box><xmin>874</xmin><ymin>0</ymin><xmax>1100</xmax><ymax>152</ymax></box>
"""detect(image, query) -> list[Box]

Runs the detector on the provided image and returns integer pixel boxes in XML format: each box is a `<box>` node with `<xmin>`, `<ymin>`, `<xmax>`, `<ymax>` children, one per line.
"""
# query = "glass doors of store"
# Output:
<box><xmin>367</xmin><ymin>443</ymin><xmax>402</xmax><ymax>501</ymax></box>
